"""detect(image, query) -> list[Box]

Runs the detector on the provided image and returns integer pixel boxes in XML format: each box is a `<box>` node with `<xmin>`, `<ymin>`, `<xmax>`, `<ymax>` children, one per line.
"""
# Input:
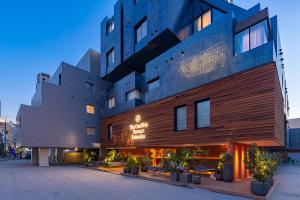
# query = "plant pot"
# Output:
<box><xmin>123</xmin><ymin>167</ymin><xmax>131</xmax><ymax>174</ymax></box>
<box><xmin>267</xmin><ymin>176</ymin><xmax>274</xmax><ymax>190</ymax></box>
<box><xmin>141</xmin><ymin>166</ymin><xmax>148</xmax><ymax>172</ymax></box>
<box><xmin>110</xmin><ymin>161</ymin><xmax>127</xmax><ymax>167</ymax></box>
<box><xmin>223</xmin><ymin>163</ymin><xmax>233</xmax><ymax>182</ymax></box>
<box><xmin>192</xmin><ymin>175</ymin><xmax>201</xmax><ymax>185</ymax></box>
<box><xmin>179</xmin><ymin>173</ymin><xmax>192</xmax><ymax>184</ymax></box>
<box><xmin>251</xmin><ymin>181</ymin><xmax>269</xmax><ymax>196</ymax></box>
<box><xmin>215</xmin><ymin>171</ymin><xmax>223</xmax><ymax>181</ymax></box>
<box><xmin>170</xmin><ymin>172</ymin><xmax>179</xmax><ymax>182</ymax></box>
<box><xmin>131</xmin><ymin>168</ymin><xmax>139</xmax><ymax>175</ymax></box>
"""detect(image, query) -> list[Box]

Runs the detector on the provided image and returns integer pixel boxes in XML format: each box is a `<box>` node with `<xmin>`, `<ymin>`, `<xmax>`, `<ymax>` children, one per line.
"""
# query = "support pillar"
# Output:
<box><xmin>57</xmin><ymin>148</ymin><xmax>64</xmax><ymax>164</ymax></box>
<box><xmin>38</xmin><ymin>147</ymin><xmax>49</xmax><ymax>167</ymax></box>
<box><xmin>31</xmin><ymin>147</ymin><xmax>38</xmax><ymax>166</ymax></box>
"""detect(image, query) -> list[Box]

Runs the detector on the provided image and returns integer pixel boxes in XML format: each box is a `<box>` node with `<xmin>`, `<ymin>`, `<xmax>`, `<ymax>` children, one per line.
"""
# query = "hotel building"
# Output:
<box><xmin>17</xmin><ymin>0</ymin><xmax>288</xmax><ymax>178</ymax></box>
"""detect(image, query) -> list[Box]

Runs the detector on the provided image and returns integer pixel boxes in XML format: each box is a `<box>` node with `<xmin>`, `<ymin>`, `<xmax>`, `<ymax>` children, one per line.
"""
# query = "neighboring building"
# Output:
<box><xmin>17</xmin><ymin>0</ymin><xmax>288</xmax><ymax>178</ymax></box>
<box><xmin>16</xmin><ymin>49</ymin><xmax>111</xmax><ymax>166</ymax></box>
<box><xmin>286</xmin><ymin>118</ymin><xmax>300</xmax><ymax>162</ymax></box>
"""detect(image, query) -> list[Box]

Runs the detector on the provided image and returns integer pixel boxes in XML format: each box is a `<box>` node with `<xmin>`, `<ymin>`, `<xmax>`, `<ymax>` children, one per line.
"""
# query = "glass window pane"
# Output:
<box><xmin>142</xmin><ymin>20</ymin><xmax>147</xmax><ymax>39</ymax></box>
<box><xmin>250</xmin><ymin>20</ymin><xmax>268</xmax><ymax>49</ymax></box>
<box><xmin>194</xmin><ymin>16</ymin><xmax>202</xmax><ymax>32</ymax></box>
<box><xmin>126</xmin><ymin>90</ymin><xmax>141</xmax><ymax>101</ymax></box>
<box><xmin>148</xmin><ymin>78</ymin><xmax>160</xmax><ymax>91</ymax></box>
<box><xmin>197</xmin><ymin>100</ymin><xmax>210</xmax><ymax>128</ymax></box>
<box><xmin>176</xmin><ymin>106</ymin><xmax>187</xmax><ymax>131</ymax></box>
<box><xmin>86</xmin><ymin>127</ymin><xmax>95</xmax><ymax>136</ymax></box>
<box><xmin>108</xmin><ymin>97</ymin><xmax>115</xmax><ymax>109</ymax></box>
<box><xmin>86</xmin><ymin>104</ymin><xmax>95</xmax><ymax>114</ymax></box>
<box><xmin>136</xmin><ymin>19</ymin><xmax>147</xmax><ymax>43</ymax></box>
<box><xmin>234</xmin><ymin>29</ymin><xmax>250</xmax><ymax>54</ymax></box>
<box><xmin>108</xmin><ymin>124</ymin><xmax>113</xmax><ymax>140</ymax></box>
<box><xmin>202</xmin><ymin>10</ymin><xmax>211</xmax><ymax>28</ymax></box>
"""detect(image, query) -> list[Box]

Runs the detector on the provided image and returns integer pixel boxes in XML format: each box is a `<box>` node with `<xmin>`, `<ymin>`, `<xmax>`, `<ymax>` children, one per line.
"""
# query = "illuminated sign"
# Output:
<box><xmin>129</xmin><ymin>114</ymin><xmax>148</xmax><ymax>140</ymax></box>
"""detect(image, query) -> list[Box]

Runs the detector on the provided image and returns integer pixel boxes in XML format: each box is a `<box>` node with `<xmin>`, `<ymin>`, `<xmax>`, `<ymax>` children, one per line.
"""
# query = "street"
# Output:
<box><xmin>0</xmin><ymin>160</ymin><xmax>248</xmax><ymax>200</ymax></box>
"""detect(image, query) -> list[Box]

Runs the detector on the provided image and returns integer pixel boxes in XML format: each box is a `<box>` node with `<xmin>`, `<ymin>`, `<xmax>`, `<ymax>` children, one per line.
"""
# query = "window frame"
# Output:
<box><xmin>86</xmin><ymin>104</ymin><xmax>95</xmax><ymax>115</ymax></box>
<box><xmin>147</xmin><ymin>77</ymin><xmax>160</xmax><ymax>91</ymax></box>
<box><xmin>108</xmin><ymin>124</ymin><xmax>113</xmax><ymax>140</ymax></box>
<box><xmin>234</xmin><ymin>19</ymin><xmax>270</xmax><ymax>55</ymax></box>
<box><xmin>106</xmin><ymin>48</ymin><xmax>115</xmax><ymax>68</ymax></box>
<box><xmin>194</xmin><ymin>98</ymin><xmax>211</xmax><ymax>129</ymax></box>
<box><xmin>193</xmin><ymin>9</ymin><xmax>212</xmax><ymax>33</ymax></box>
<box><xmin>125</xmin><ymin>89</ymin><xmax>141</xmax><ymax>101</ymax></box>
<box><xmin>108</xmin><ymin>96</ymin><xmax>116</xmax><ymax>109</ymax></box>
<box><xmin>86</xmin><ymin>126</ymin><xmax>96</xmax><ymax>136</ymax></box>
<box><xmin>174</xmin><ymin>105</ymin><xmax>187</xmax><ymax>132</ymax></box>
<box><xmin>106</xmin><ymin>20</ymin><xmax>114</xmax><ymax>35</ymax></box>
<box><xmin>135</xmin><ymin>18</ymin><xmax>147</xmax><ymax>44</ymax></box>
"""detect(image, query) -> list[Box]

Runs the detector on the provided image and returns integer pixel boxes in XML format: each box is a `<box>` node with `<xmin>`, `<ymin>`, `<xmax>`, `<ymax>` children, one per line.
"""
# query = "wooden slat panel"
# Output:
<box><xmin>100</xmin><ymin>63</ymin><xmax>285</xmax><ymax>149</ymax></box>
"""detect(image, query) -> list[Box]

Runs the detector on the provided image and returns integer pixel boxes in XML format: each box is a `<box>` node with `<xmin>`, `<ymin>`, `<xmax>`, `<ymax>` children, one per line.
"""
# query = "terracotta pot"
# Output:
<box><xmin>131</xmin><ymin>168</ymin><xmax>139</xmax><ymax>175</ymax></box>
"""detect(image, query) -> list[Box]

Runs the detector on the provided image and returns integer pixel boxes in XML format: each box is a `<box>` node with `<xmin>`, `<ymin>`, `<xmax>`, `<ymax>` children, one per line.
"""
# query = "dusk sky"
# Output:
<box><xmin>0</xmin><ymin>0</ymin><xmax>299</xmax><ymax>122</ymax></box>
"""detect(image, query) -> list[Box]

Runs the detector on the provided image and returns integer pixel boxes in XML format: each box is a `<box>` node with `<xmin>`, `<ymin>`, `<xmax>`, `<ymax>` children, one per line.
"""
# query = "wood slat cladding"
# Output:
<box><xmin>101</xmin><ymin>63</ymin><xmax>285</xmax><ymax>149</ymax></box>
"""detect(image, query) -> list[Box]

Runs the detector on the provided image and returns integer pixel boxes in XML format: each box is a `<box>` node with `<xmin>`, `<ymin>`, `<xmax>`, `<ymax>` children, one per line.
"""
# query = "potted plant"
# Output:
<box><xmin>215</xmin><ymin>152</ymin><xmax>226</xmax><ymax>181</ymax></box>
<box><xmin>178</xmin><ymin>148</ymin><xmax>193</xmax><ymax>184</ymax></box>
<box><xmin>163</xmin><ymin>149</ymin><xmax>181</xmax><ymax>182</ymax></box>
<box><xmin>245</xmin><ymin>144</ymin><xmax>278</xmax><ymax>196</ymax></box>
<box><xmin>126</xmin><ymin>155</ymin><xmax>139</xmax><ymax>175</ymax></box>
<box><xmin>82</xmin><ymin>150</ymin><xmax>96</xmax><ymax>166</ymax></box>
<box><xmin>141</xmin><ymin>153</ymin><xmax>152</xmax><ymax>172</ymax></box>
<box><xmin>222</xmin><ymin>152</ymin><xmax>233</xmax><ymax>182</ymax></box>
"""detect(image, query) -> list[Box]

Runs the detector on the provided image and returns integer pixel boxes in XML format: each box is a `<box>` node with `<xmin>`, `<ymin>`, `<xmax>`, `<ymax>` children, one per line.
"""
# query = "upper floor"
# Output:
<box><xmin>101</xmin><ymin>0</ymin><xmax>289</xmax><ymax>118</ymax></box>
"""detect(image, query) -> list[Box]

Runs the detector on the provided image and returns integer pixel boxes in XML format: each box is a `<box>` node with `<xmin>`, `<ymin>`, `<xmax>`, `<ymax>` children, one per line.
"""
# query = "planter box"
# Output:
<box><xmin>192</xmin><ymin>175</ymin><xmax>201</xmax><ymax>185</ymax></box>
<box><xmin>123</xmin><ymin>168</ymin><xmax>131</xmax><ymax>174</ymax></box>
<box><xmin>131</xmin><ymin>168</ymin><xmax>139</xmax><ymax>175</ymax></box>
<box><xmin>179</xmin><ymin>173</ymin><xmax>192</xmax><ymax>184</ymax></box>
<box><xmin>223</xmin><ymin>163</ymin><xmax>233</xmax><ymax>182</ymax></box>
<box><xmin>251</xmin><ymin>181</ymin><xmax>269</xmax><ymax>196</ymax></box>
<box><xmin>109</xmin><ymin>162</ymin><xmax>127</xmax><ymax>167</ymax></box>
<box><xmin>214</xmin><ymin>172</ymin><xmax>223</xmax><ymax>181</ymax></box>
<box><xmin>141</xmin><ymin>166</ymin><xmax>149</xmax><ymax>172</ymax></box>
<box><xmin>170</xmin><ymin>172</ymin><xmax>179</xmax><ymax>182</ymax></box>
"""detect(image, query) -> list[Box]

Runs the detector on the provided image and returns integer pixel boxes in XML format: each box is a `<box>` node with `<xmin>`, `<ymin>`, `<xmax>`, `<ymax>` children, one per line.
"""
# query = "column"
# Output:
<box><xmin>38</xmin><ymin>147</ymin><xmax>49</xmax><ymax>167</ymax></box>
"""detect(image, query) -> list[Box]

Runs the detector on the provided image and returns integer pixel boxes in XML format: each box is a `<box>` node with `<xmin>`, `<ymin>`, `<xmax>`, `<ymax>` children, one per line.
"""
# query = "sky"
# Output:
<box><xmin>0</xmin><ymin>0</ymin><xmax>299</xmax><ymax>122</ymax></box>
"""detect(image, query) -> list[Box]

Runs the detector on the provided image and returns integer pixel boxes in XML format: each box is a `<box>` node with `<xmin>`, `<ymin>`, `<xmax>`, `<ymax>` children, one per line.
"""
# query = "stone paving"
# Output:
<box><xmin>0</xmin><ymin>160</ymin><xmax>248</xmax><ymax>200</ymax></box>
<box><xmin>269</xmin><ymin>164</ymin><xmax>300</xmax><ymax>200</ymax></box>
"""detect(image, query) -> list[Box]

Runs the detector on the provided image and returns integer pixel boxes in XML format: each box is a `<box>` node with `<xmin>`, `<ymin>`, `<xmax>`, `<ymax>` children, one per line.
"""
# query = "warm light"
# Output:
<box><xmin>75</xmin><ymin>147</ymin><xmax>78</xmax><ymax>151</ymax></box>
<box><xmin>241</xmin><ymin>146</ymin><xmax>245</xmax><ymax>178</ymax></box>
<box><xmin>86</xmin><ymin>104</ymin><xmax>95</xmax><ymax>114</ymax></box>
<box><xmin>234</xmin><ymin>147</ymin><xmax>239</xmax><ymax>180</ymax></box>
<box><xmin>129</xmin><ymin>115</ymin><xmax>148</xmax><ymax>140</ymax></box>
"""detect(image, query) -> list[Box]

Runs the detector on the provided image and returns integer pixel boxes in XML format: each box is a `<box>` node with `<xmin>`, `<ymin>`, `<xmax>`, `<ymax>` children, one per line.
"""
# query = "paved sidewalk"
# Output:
<box><xmin>0</xmin><ymin>160</ymin><xmax>248</xmax><ymax>200</ymax></box>
<box><xmin>269</xmin><ymin>164</ymin><xmax>300</xmax><ymax>200</ymax></box>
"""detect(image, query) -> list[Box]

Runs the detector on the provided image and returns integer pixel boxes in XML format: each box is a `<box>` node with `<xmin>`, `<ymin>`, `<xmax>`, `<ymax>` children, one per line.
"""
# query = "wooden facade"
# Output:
<box><xmin>100</xmin><ymin>62</ymin><xmax>285</xmax><ymax>150</ymax></box>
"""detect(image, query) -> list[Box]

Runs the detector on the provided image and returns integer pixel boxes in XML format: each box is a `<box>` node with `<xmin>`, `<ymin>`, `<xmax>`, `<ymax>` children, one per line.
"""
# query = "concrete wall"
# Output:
<box><xmin>16</xmin><ymin>51</ymin><xmax>112</xmax><ymax>149</ymax></box>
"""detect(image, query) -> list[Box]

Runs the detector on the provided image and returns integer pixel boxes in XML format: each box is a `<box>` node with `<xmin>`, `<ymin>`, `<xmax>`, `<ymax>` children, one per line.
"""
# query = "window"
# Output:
<box><xmin>126</xmin><ymin>90</ymin><xmax>141</xmax><ymax>101</ymax></box>
<box><xmin>194</xmin><ymin>10</ymin><xmax>211</xmax><ymax>33</ymax></box>
<box><xmin>86</xmin><ymin>104</ymin><xmax>95</xmax><ymax>114</ymax></box>
<box><xmin>108</xmin><ymin>97</ymin><xmax>116</xmax><ymax>109</ymax></box>
<box><xmin>108</xmin><ymin>124</ymin><xmax>113</xmax><ymax>140</ymax></box>
<box><xmin>250</xmin><ymin>20</ymin><xmax>269</xmax><ymax>49</ymax></box>
<box><xmin>86</xmin><ymin>126</ymin><xmax>95</xmax><ymax>136</ymax></box>
<box><xmin>234</xmin><ymin>20</ymin><xmax>269</xmax><ymax>55</ymax></box>
<box><xmin>106</xmin><ymin>48</ymin><xmax>115</xmax><ymax>67</ymax></box>
<box><xmin>85</xmin><ymin>82</ymin><xmax>95</xmax><ymax>92</ymax></box>
<box><xmin>175</xmin><ymin>106</ymin><xmax>187</xmax><ymax>131</ymax></box>
<box><xmin>106</xmin><ymin>20</ymin><xmax>114</xmax><ymax>34</ymax></box>
<box><xmin>234</xmin><ymin>29</ymin><xmax>250</xmax><ymax>55</ymax></box>
<box><xmin>135</xmin><ymin>19</ymin><xmax>147</xmax><ymax>43</ymax></box>
<box><xmin>148</xmin><ymin>78</ymin><xmax>160</xmax><ymax>91</ymax></box>
<box><xmin>196</xmin><ymin>100</ymin><xmax>210</xmax><ymax>128</ymax></box>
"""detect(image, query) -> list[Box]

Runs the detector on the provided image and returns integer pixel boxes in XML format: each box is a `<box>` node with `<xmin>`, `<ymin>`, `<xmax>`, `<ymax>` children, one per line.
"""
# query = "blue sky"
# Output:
<box><xmin>0</xmin><ymin>0</ymin><xmax>299</xmax><ymax>122</ymax></box>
